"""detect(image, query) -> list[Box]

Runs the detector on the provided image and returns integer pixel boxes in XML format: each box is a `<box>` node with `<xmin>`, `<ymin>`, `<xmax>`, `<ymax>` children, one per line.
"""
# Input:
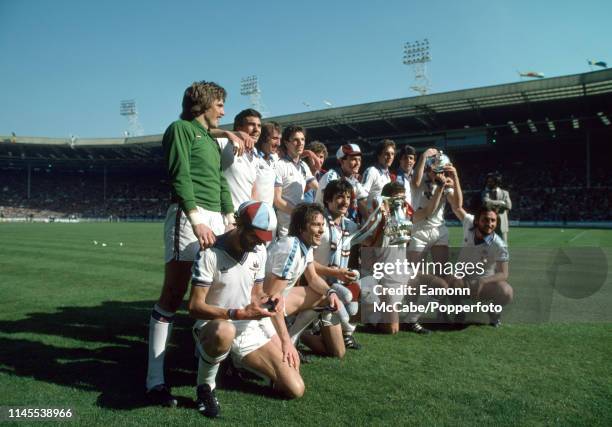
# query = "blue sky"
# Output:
<box><xmin>1</xmin><ymin>0</ymin><xmax>610</xmax><ymax>137</ymax></box>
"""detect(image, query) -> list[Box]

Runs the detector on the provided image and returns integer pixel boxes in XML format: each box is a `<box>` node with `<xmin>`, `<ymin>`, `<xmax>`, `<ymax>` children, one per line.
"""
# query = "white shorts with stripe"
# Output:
<box><xmin>193</xmin><ymin>319</ymin><xmax>272</xmax><ymax>361</ymax></box>
<box><xmin>163</xmin><ymin>203</ymin><xmax>224</xmax><ymax>263</ymax></box>
<box><xmin>408</xmin><ymin>224</ymin><xmax>449</xmax><ymax>253</ymax></box>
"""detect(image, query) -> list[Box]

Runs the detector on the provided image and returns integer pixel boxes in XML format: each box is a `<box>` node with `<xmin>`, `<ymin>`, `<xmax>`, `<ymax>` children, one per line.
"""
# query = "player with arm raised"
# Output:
<box><xmin>189</xmin><ymin>201</ymin><xmax>304</xmax><ymax>418</ymax></box>
<box><xmin>448</xmin><ymin>200</ymin><xmax>513</xmax><ymax>327</ymax></box>
<box><xmin>409</xmin><ymin>148</ymin><xmax>462</xmax><ymax>265</ymax></box>
<box><xmin>361</xmin><ymin>181</ymin><xmax>449</xmax><ymax>334</ymax></box>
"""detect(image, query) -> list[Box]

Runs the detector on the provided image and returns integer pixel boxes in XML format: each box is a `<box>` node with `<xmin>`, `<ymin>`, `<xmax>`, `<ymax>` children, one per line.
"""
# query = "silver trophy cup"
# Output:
<box><xmin>383</xmin><ymin>197</ymin><xmax>413</xmax><ymax>245</ymax></box>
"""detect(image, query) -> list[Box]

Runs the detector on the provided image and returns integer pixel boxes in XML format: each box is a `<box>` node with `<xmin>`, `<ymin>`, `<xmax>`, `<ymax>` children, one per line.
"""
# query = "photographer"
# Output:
<box><xmin>481</xmin><ymin>172</ymin><xmax>512</xmax><ymax>242</ymax></box>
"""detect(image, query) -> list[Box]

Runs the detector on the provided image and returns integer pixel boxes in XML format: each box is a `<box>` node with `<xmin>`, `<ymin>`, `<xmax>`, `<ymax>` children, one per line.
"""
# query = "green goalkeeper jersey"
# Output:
<box><xmin>163</xmin><ymin>119</ymin><xmax>234</xmax><ymax>214</ymax></box>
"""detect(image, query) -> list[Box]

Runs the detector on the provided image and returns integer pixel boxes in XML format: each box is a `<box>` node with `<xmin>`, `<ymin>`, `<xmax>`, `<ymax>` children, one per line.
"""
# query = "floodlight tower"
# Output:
<box><xmin>120</xmin><ymin>99</ymin><xmax>144</xmax><ymax>137</ymax></box>
<box><xmin>240</xmin><ymin>75</ymin><xmax>268</xmax><ymax>116</ymax></box>
<box><xmin>403</xmin><ymin>39</ymin><xmax>431</xmax><ymax>96</ymax></box>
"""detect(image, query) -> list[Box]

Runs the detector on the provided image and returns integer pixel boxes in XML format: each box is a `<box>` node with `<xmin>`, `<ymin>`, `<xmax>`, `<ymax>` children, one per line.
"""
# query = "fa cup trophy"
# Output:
<box><xmin>427</xmin><ymin>150</ymin><xmax>454</xmax><ymax>196</ymax></box>
<box><xmin>383</xmin><ymin>196</ymin><xmax>413</xmax><ymax>245</ymax></box>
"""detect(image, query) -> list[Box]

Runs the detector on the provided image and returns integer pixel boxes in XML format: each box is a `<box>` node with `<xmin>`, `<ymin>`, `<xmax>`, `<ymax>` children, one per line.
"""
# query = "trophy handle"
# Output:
<box><xmin>347</xmin><ymin>202</ymin><xmax>384</xmax><ymax>247</ymax></box>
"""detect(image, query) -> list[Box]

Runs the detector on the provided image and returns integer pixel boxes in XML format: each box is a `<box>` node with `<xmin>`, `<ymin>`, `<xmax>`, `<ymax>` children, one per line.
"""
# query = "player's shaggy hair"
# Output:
<box><xmin>289</xmin><ymin>203</ymin><xmax>325</xmax><ymax>237</ymax></box>
<box><xmin>323</xmin><ymin>179</ymin><xmax>354</xmax><ymax>206</ymax></box>
<box><xmin>180</xmin><ymin>81</ymin><xmax>226</xmax><ymax>121</ymax></box>
<box><xmin>375</xmin><ymin>139</ymin><xmax>396</xmax><ymax>157</ymax></box>
<box><xmin>256</xmin><ymin>121</ymin><xmax>282</xmax><ymax>149</ymax></box>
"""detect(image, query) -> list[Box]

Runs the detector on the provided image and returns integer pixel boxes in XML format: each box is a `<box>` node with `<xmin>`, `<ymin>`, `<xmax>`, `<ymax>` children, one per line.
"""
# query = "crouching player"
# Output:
<box><xmin>310</xmin><ymin>179</ymin><xmax>362</xmax><ymax>351</ymax></box>
<box><xmin>448</xmin><ymin>202</ymin><xmax>513</xmax><ymax>326</ymax></box>
<box><xmin>361</xmin><ymin>182</ymin><xmax>449</xmax><ymax>335</ymax></box>
<box><xmin>263</xmin><ymin>203</ymin><xmax>344</xmax><ymax>362</ymax></box>
<box><xmin>188</xmin><ymin>201</ymin><xmax>304</xmax><ymax>418</ymax></box>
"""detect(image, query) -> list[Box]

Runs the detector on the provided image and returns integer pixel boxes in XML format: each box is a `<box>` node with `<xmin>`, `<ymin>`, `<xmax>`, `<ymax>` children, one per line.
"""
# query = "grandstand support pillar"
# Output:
<box><xmin>27</xmin><ymin>163</ymin><xmax>31</xmax><ymax>199</ymax></box>
<box><xmin>103</xmin><ymin>164</ymin><xmax>107</xmax><ymax>202</ymax></box>
<box><xmin>586</xmin><ymin>131</ymin><xmax>591</xmax><ymax>189</ymax></box>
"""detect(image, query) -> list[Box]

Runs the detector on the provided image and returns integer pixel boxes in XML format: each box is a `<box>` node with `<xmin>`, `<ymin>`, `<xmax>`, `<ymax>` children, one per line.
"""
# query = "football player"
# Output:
<box><xmin>263</xmin><ymin>203</ymin><xmax>343</xmax><ymax>364</ymax></box>
<box><xmin>315</xmin><ymin>143</ymin><xmax>369</xmax><ymax>223</ymax></box>
<box><xmin>146</xmin><ymin>81</ymin><xmax>253</xmax><ymax>407</ymax></box>
<box><xmin>273</xmin><ymin>126</ymin><xmax>318</xmax><ymax>237</ymax></box>
<box><xmin>448</xmin><ymin>203</ymin><xmax>513</xmax><ymax>326</ymax></box>
<box><xmin>189</xmin><ymin>201</ymin><xmax>304</xmax><ymax>418</ymax></box>
<box><xmin>362</xmin><ymin>139</ymin><xmax>396</xmax><ymax>214</ymax></box>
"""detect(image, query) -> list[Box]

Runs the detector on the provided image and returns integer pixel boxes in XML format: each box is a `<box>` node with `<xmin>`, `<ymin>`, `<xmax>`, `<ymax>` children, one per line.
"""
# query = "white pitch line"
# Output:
<box><xmin>569</xmin><ymin>230</ymin><xmax>586</xmax><ymax>243</ymax></box>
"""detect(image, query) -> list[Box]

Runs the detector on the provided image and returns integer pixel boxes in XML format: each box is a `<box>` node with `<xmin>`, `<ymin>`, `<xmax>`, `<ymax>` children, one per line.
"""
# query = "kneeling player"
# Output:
<box><xmin>362</xmin><ymin>182</ymin><xmax>448</xmax><ymax>335</ymax></box>
<box><xmin>310</xmin><ymin>179</ymin><xmax>362</xmax><ymax>352</ymax></box>
<box><xmin>264</xmin><ymin>203</ymin><xmax>344</xmax><ymax>363</ymax></box>
<box><xmin>188</xmin><ymin>201</ymin><xmax>304</xmax><ymax>418</ymax></box>
<box><xmin>448</xmin><ymin>202</ymin><xmax>513</xmax><ymax>326</ymax></box>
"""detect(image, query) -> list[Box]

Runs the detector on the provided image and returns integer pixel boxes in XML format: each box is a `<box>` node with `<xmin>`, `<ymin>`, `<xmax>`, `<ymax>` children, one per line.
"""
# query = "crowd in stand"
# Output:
<box><xmin>1</xmin><ymin>154</ymin><xmax>610</xmax><ymax>222</ymax></box>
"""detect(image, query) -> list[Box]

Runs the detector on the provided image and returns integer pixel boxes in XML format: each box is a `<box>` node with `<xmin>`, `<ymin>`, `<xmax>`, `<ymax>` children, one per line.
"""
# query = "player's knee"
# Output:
<box><xmin>330</xmin><ymin>346</ymin><xmax>346</xmax><ymax>359</ymax></box>
<box><xmin>280</xmin><ymin>375</ymin><xmax>305</xmax><ymax>399</ymax></box>
<box><xmin>201</xmin><ymin>320</ymin><xmax>235</xmax><ymax>350</ymax></box>
<box><xmin>214</xmin><ymin>321</ymin><xmax>236</xmax><ymax>345</ymax></box>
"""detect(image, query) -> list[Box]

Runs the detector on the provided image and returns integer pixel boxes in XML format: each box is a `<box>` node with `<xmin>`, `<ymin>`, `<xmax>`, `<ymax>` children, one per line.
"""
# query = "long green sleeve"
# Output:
<box><xmin>163</xmin><ymin>119</ymin><xmax>234</xmax><ymax>214</ymax></box>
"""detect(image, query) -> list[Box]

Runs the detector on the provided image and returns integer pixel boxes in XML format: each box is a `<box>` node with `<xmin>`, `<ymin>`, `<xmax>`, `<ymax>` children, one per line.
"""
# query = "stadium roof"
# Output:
<box><xmin>1</xmin><ymin>68</ymin><xmax>611</xmax><ymax>165</ymax></box>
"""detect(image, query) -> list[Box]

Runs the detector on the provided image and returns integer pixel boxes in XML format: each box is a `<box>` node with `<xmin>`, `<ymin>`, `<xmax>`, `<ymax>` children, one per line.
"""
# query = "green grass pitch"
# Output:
<box><xmin>0</xmin><ymin>223</ymin><xmax>611</xmax><ymax>426</ymax></box>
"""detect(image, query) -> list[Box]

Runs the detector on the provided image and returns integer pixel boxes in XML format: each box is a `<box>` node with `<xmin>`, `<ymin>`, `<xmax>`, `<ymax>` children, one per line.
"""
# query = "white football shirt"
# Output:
<box><xmin>253</xmin><ymin>151</ymin><xmax>278</xmax><ymax>206</ymax></box>
<box><xmin>362</xmin><ymin>165</ymin><xmax>392</xmax><ymax>210</ymax></box>
<box><xmin>412</xmin><ymin>179</ymin><xmax>447</xmax><ymax>228</ymax></box>
<box><xmin>192</xmin><ymin>235</ymin><xmax>266</xmax><ymax>309</ymax></box>
<box><xmin>266</xmin><ymin>236</ymin><xmax>313</xmax><ymax>296</ymax></box>
<box><xmin>274</xmin><ymin>157</ymin><xmax>314</xmax><ymax>236</ymax></box>
<box><xmin>458</xmin><ymin>214</ymin><xmax>509</xmax><ymax>277</ymax></box>
<box><xmin>217</xmin><ymin>138</ymin><xmax>258</xmax><ymax>208</ymax></box>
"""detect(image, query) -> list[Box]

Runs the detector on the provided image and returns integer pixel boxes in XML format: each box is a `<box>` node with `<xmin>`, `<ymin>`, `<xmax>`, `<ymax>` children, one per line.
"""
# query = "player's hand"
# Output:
<box><xmin>335</xmin><ymin>268</ymin><xmax>358</xmax><ymax>283</ymax></box>
<box><xmin>301</xmin><ymin>150</ymin><xmax>322</xmax><ymax>172</ymax></box>
<box><xmin>258</xmin><ymin>294</ymin><xmax>283</xmax><ymax>314</ymax></box>
<box><xmin>271</xmin><ymin>294</ymin><xmax>284</xmax><ymax>314</ymax></box>
<box><xmin>327</xmin><ymin>292</ymin><xmax>341</xmax><ymax>312</ymax></box>
<box><xmin>444</xmin><ymin>177</ymin><xmax>455</xmax><ymax>189</ymax></box>
<box><xmin>378</xmin><ymin>199</ymin><xmax>390</xmax><ymax>219</ymax></box>
<box><xmin>192</xmin><ymin>223</ymin><xmax>216</xmax><ymax>249</ymax></box>
<box><xmin>444</xmin><ymin>164</ymin><xmax>457</xmax><ymax>178</ymax></box>
<box><xmin>281</xmin><ymin>340</ymin><xmax>300</xmax><ymax>370</ymax></box>
<box><xmin>423</xmin><ymin>147</ymin><xmax>438</xmax><ymax>158</ymax></box>
<box><xmin>223</xmin><ymin>213</ymin><xmax>236</xmax><ymax>232</ymax></box>
<box><xmin>240</xmin><ymin>302</ymin><xmax>273</xmax><ymax>320</ymax></box>
<box><xmin>226</xmin><ymin>130</ymin><xmax>255</xmax><ymax>156</ymax></box>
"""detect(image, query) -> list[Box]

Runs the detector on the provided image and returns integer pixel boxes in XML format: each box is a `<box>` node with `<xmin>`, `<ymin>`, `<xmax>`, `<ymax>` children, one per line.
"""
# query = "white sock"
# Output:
<box><xmin>197</xmin><ymin>349</ymin><xmax>229</xmax><ymax>391</ymax></box>
<box><xmin>289</xmin><ymin>309</ymin><xmax>319</xmax><ymax>345</ymax></box>
<box><xmin>146</xmin><ymin>304</ymin><xmax>175</xmax><ymax>390</ymax></box>
<box><xmin>342</xmin><ymin>321</ymin><xmax>356</xmax><ymax>335</ymax></box>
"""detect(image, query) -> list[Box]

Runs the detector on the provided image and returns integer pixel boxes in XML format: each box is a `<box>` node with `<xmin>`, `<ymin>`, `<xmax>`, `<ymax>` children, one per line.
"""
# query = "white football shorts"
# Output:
<box><xmin>163</xmin><ymin>203</ymin><xmax>225</xmax><ymax>263</ymax></box>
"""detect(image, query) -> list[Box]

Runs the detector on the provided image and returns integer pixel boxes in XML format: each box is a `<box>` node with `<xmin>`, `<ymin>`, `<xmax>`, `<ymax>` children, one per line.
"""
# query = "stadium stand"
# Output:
<box><xmin>1</xmin><ymin>69</ymin><xmax>611</xmax><ymax>223</ymax></box>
